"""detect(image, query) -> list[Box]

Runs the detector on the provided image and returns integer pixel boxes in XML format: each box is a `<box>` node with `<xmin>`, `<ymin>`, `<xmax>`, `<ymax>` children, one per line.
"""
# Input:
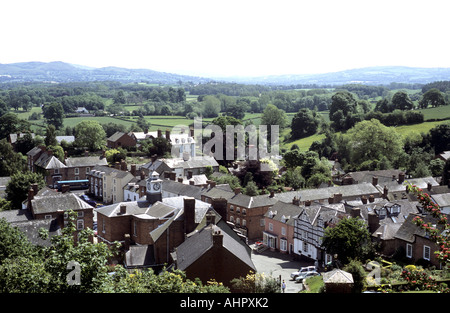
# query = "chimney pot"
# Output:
<box><xmin>234</xmin><ymin>187</ymin><xmax>241</xmax><ymax>195</ymax></box>
<box><xmin>120</xmin><ymin>205</ymin><xmax>126</xmax><ymax>215</ymax></box>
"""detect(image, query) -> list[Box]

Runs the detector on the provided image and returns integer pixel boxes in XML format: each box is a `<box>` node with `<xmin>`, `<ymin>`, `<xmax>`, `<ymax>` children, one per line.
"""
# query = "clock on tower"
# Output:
<box><xmin>146</xmin><ymin>171</ymin><xmax>162</xmax><ymax>204</ymax></box>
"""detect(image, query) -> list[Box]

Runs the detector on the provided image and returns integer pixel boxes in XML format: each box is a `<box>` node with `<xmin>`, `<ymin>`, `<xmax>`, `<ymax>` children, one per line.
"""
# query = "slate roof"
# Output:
<box><xmin>14</xmin><ymin>218</ymin><xmax>61</xmax><ymax>247</ymax></box>
<box><xmin>162</xmin><ymin>180</ymin><xmax>205</xmax><ymax>199</ymax></box>
<box><xmin>65</xmin><ymin>156</ymin><xmax>107</xmax><ymax>167</ymax></box>
<box><xmin>31</xmin><ymin>192</ymin><xmax>94</xmax><ymax>215</ymax></box>
<box><xmin>394</xmin><ymin>213</ymin><xmax>444</xmax><ymax>243</ymax></box>
<box><xmin>264</xmin><ymin>200</ymin><xmax>302</xmax><ymax>226</ymax></box>
<box><xmin>35</xmin><ymin>155</ymin><xmax>67</xmax><ymax>170</ymax></box>
<box><xmin>125</xmin><ymin>245</ymin><xmax>155</xmax><ymax>268</ymax></box>
<box><xmin>343</xmin><ymin>169</ymin><xmax>403</xmax><ymax>185</ymax></box>
<box><xmin>273</xmin><ymin>182</ymin><xmax>381</xmax><ymax>203</ymax></box>
<box><xmin>174</xmin><ymin>221</ymin><xmax>256</xmax><ymax>272</ymax></box>
<box><xmin>91</xmin><ymin>165</ymin><xmax>133</xmax><ymax>179</ymax></box>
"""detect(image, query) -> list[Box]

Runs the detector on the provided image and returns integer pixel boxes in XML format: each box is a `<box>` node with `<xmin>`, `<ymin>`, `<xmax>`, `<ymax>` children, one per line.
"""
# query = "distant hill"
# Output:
<box><xmin>218</xmin><ymin>66</ymin><xmax>450</xmax><ymax>86</ymax></box>
<box><xmin>0</xmin><ymin>61</ymin><xmax>211</xmax><ymax>84</ymax></box>
<box><xmin>0</xmin><ymin>62</ymin><xmax>449</xmax><ymax>86</ymax></box>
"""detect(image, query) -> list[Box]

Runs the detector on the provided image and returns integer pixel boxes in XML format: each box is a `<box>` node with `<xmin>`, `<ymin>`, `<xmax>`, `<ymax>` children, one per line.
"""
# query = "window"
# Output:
<box><xmin>242</xmin><ymin>219</ymin><xmax>246</xmax><ymax>227</ymax></box>
<box><xmin>230</xmin><ymin>205</ymin><xmax>234</xmax><ymax>211</ymax></box>
<box><xmin>236</xmin><ymin>218</ymin><xmax>240</xmax><ymax>226</ymax></box>
<box><xmin>75</xmin><ymin>168</ymin><xmax>79</xmax><ymax>175</ymax></box>
<box><xmin>260</xmin><ymin>219</ymin><xmax>265</xmax><ymax>226</ymax></box>
<box><xmin>77</xmin><ymin>211</ymin><xmax>84</xmax><ymax>218</ymax></box>
<box><xmin>54</xmin><ymin>168</ymin><xmax>59</xmax><ymax>174</ymax></box>
<box><xmin>236</xmin><ymin>207</ymin><xmax>240</xmax><ymax>214</ymax></box>
<box><xmin>269</xmin><ymin>223</ymin><xmax>273</xmax><ymax>231</ymax></box>
<box><xmin>242</xmin><ymin>209</ymin><xmax>247</xmax><ymax>216</ymax></box>
<box><xmin>77</xmin><ymin>219</ymin><xmax>84</xmax><ymax>230</ymax></box>
<box><xmin>406</xmin><ymin>244</ymin><xmax>412</xmax><ymax>258</ymax></box>
<box><xmin>424</xmin><ymin>245</ymin><xmax>431</xmax><ymax>260</ymax></box>
<box><xmin>280</xmin><ymin>239</ymin><xmax>287</xmax><ymax>251</ymax></box>
<box><xmin>281</xmin><ymin>227</ymin><xmax>286</xmax><ymax>236</ymax></box>
<box><xmin>133</xmin><ymin>221</ymin><xmax>137</xmax><ymax>236</ymax></box>
<box><xmin>102</xmin><ymin>219</ymin><xmax>106</xmax><ymax>233</ymax></box>
<box><xmin>45</xmin><ymin>215</ymin><xmax>52</xmax><ymax>219</ymax></box>
<box><xmin>230</xmin><ymin>216</ymin><xmax>234</xmax><ymax>223</ymax></box>
<box><xmin>86</xmin><ymin>167</ymin><xmax>90</xmax><ymax>174</ymax></box>
<box><xmin>303</xmin><ymin>242</ymin><xmax>309</xmax><ymax>252</ymax></box>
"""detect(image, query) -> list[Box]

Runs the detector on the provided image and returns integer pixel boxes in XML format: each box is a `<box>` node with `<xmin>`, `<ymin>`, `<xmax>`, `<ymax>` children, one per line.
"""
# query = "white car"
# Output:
<box><xmin>290</xmin><ymin>266</ymin><xmax>317</xmax><ymax>279</ymax></box>
<box><xmin>295</xmin><ymin>271</ymin><xmax>320</xmax><ymax>283</ymax></box>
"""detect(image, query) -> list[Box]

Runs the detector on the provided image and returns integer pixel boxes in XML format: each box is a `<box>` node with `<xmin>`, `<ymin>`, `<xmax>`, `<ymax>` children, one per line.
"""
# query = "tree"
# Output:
<box><xmin>74</xmin><ymin>120</ymin><xmax>106</xmax><ymax>151</ymax></box>
<box><xmin>202</xmin><ymin>95</ymin><xmax>221</xmax><ymax>118</ymax></box>
<box><xmin>6</xmin><ymin>171</ymin><xmax>45</xmax><ymax>209</ymax></box>
<box><xmin>391</xmin><ymin>91</ymin><xmax>414</xmax><ymax>110</ymax></box>
<box><xmin>329</xmin><ymin>91</ymin><xmax>358</xmax><ymax>131</ymax></box>
<box><xmin>44</xmin><ymin>124</ymin><xmax>58</xmax><ymax>146</ymax></box>
<box><xmin>346</xmin><ymin>119</ymin><xmax>404</xmax><ymax>170</ymax></box>
<box><xmin>0</xmin><ymin>139</ymin><xmax>27</xmax><ymax>176</ymax></box>
<box><xmin>0</xmin><ymin>113</ymin><xmax>31</xmax><ymax>140</ymax></box>
<box><xmin>43</xmin><ymin>102</ymin><xmax>65</xmax><ymax>129</ymax></box>
<box><xmin>321</xmin><ymin>217</ymin><xmax>374</xmax><ymax>264</ymax></box>
<box><xmin>419</xmin><ymin>88</ymin><xmax>446</xmax><ymax>108</ymax></box>
<box><xmin>261</xmin><ymin>104</ymin><xmax>287</xmax><ymax>130</ymax></box>
<box><xmin>290</xmin><ymin>108</ymin><xmax>320</xmax><ymax>139</ymax></box>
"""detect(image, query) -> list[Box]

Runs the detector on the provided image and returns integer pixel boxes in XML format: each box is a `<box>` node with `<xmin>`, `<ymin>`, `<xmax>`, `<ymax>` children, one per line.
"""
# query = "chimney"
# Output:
<box><xmin>140</xmin><ymin>171</ymin><xmax>145</xmax><ymax>180</ymax></box>
<box><xmin>64</xmin><ymin>151</ymin><xmax>68</xmax><ymax>159</ymax></box>
<box><xmin>211</xmin><ymin>197</ymin><xmax>228</xmax><ymax>221</ymax></box>
<box><xmin>101</xmin><ymin>150</ymin><xmax>106</xmax><ymax>159</ymax></box>
<box><xmin>121</xmin><ymin>159</ymin><xmax>127</xmax><ymax>171</ymax></box>
<box><xmin>212</xmin><ymin>230</ymin><xmax>223</xmax><ymax>247</ymax></box>
<box><xmin>184</xmin><ymin>197</ymin><xmax>196</xmax><ymax>235</ymax></box>
<box><xmin>144</xmin><ymin>128</ymin><xmax>148</xmax><ymax>134</ymax></box>
<box><xmin>47</xmin><ymin>149</ymin><xmax>53</xmax><ymax>156</ymax></box>
<box><xmin>124</xmin><ymin>234</ymin><xmax>131</xmax><ymax>251</ymax></box>
<box><xmin>187</xmin><ymin>170</ymin><xmax>193</xmax><ymax>179</ymax></box>
<box><xmin>292</xmin><ymin>196</ymin><xmax>300</xmax><ymax>206</ymax></box>
<box><xmin>189</xmin><ymin>180</ymin><xmax>195</xmax><ymax>185</ymax></box>
<box><xmin>305</xmin><ymin>200</ymin><xmax>311</xmax><ymax>206</ymax></box>
<box><xmin>165</xmin><ymin>129</ymin><xmax>170</xmax><ymax>141</ymax></box>
<box><xmin>32</xmin><ymin>183</ymin><xmax>38</xmax><ymax>196</ymax></box>
<box><xmin>383</xmin><ymin>186</ymin><xmax>388</xmax><ymax>199</ymax></box>
<box><xmin>328</xmin><ymin>196</ymin><xmax>334</xmax><ymax>204</ymax></box>
<box><xmin>85</xmin><ymin>150</ymin><xmax>89</xmax><ymax>157</ymax></box>
<box><xmin>115</xmin><ymin>162</ymin><xmax>120</xmax><ymax>170</ymax></box>
<box><xmin>120</xmin><ymin>204</ymin><xmax>126</xmax><ymax>215</ymax></box>
<box><xmin>351</xmin><ymin>207</ymin><xmax>361</xmax><ymax>218</ymax></box>
<box><xmin>178</xmin><ymin>177</ymin><xmax>184</xmax><ymax>183</ymax></box>
<box><xmin>190</xmin><ymin>127</ymin><xmax>194</xmax><ymax>137</ymax></box>
<box><xmin>361</xmin><ymin>196</ymin><xmax>368</xmax><ymax>204</ymax></box>
<box><xmin>131</xmin><ymin>164</ymin><xmax>136</xmax><ymax>176</ymax></box>
<box><xmin>399</xmin><ymin>172</ymin><xmax>405</xmax><ymax>183</ymax></box>
<box><xmin>368</xmin><ymin>212</ymin><xmax>380</xmax><ymax>234</ymax></box>
<box><xmin>169</xmin><ymin>172</ymin><xmax>176</xmax><ymax>181</ymax></box>
<box><xmin>334</xmin><ymin>193</ymin><xmax>343</xmax><ymax>203</ymax></box>
<box><xmin>269</xmin><ymin>190</ymin><xmax>274</xmax><ymax>198</ymax></box>
<box><xmin>210</xmin><ymin>181</ymin><xmax>216</xmax><ymax>188</ymax></box>
<box><xmin>372</xmin><ymin>176</ymin><xmax>379</xmax><ymax>186</ymax></box>
<box><xmin>369</xmin><ymin>195</ymin><xmax>375</xmax><ymax>203</ymax></box>
<box><xmin>427</xmin><ymin>182</ymin><xmax>432</xmax><ymax>191</ymax></box>
<box><xmin>27</xmin><ymin>187</ymin><xmax>34</xmax><ymax>210</ymax></box>
<box><xmin>234</xmin><ymin>187</ymin><xmax>241</xmax><ymax>195</ymax></box>
<box><xmin>61</xmin><ymin>184</ymin><xmax>70</xmax><ymax>193</ymax></box>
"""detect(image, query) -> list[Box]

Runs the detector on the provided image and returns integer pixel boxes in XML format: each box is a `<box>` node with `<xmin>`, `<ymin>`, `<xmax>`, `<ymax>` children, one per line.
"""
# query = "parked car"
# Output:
<box><xmin>295</xmin><ymin>271</ymin><xmax>320</xmax><ymax>283</ymax></box>
<box><xmin>290</xmin><ymin>266</ymin><xmax>317</xmax><ymax>280</ymax></box>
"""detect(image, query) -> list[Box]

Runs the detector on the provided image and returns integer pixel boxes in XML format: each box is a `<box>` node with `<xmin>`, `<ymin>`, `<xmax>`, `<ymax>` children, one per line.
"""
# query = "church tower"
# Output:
<box><xmin>146</xmin><ymin>171</ymin><xmax>162</xmax><ymax>204</ymax></box>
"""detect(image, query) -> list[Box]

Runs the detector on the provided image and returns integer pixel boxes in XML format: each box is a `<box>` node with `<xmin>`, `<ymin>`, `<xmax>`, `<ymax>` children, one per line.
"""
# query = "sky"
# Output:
<box><xmin>1</xmin><ymin>0</ymin><xmax>450</xmax><ymax>78</ymax></box>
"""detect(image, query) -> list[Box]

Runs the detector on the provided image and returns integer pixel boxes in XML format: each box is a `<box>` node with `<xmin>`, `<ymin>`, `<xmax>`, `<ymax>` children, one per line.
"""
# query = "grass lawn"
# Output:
<box><xmin>302</xmin><ymin>276</ymin><xmax>324</xmax><ymax>293</ymax></box>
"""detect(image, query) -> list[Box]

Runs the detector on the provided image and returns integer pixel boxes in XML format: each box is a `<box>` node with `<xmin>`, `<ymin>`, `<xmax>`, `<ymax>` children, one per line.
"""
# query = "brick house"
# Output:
<box><xmin>96</xmin><ymin>174</ymin><xmax>216</xmax><ymax>266</ymax></box>
<box><xmin>172</xmin><ymin>220</ymin><xmax>256</xmax><ymax>289</ymax></box>
<box><xmin>25</xmin><ymin>184</ymin><xmax>94</xmax><ymax>240</ymax></box>
<box><xmin>263</xmin><ymin>200</ymin><xmax>302</xmax><ymax>254</ymax></box>
<box><xmin>394</xmin><ymin>213</ymin><xmax>444</xmax><ymax>268</ymax></box>
<box><xmin>106</xmin><ymin>131</ymin><xmax>137</xmax><ymax>149</ymax></box>
<box><xmin>27</xmin><ymin>146</ymin><xmax>107</xmax><ymax>187</ymax></box>
<box><xmin>201</xmin><ymin>186</ymin><xmax>278</xmax><ymax>241</ymax></box>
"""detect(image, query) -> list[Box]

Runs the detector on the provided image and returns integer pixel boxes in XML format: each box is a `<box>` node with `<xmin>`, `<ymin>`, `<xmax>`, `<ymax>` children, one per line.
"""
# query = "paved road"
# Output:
<box><xmin>250</xmin><ymin>246</ymin><xmax>316</xmax><ymax>293</ymax></box>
